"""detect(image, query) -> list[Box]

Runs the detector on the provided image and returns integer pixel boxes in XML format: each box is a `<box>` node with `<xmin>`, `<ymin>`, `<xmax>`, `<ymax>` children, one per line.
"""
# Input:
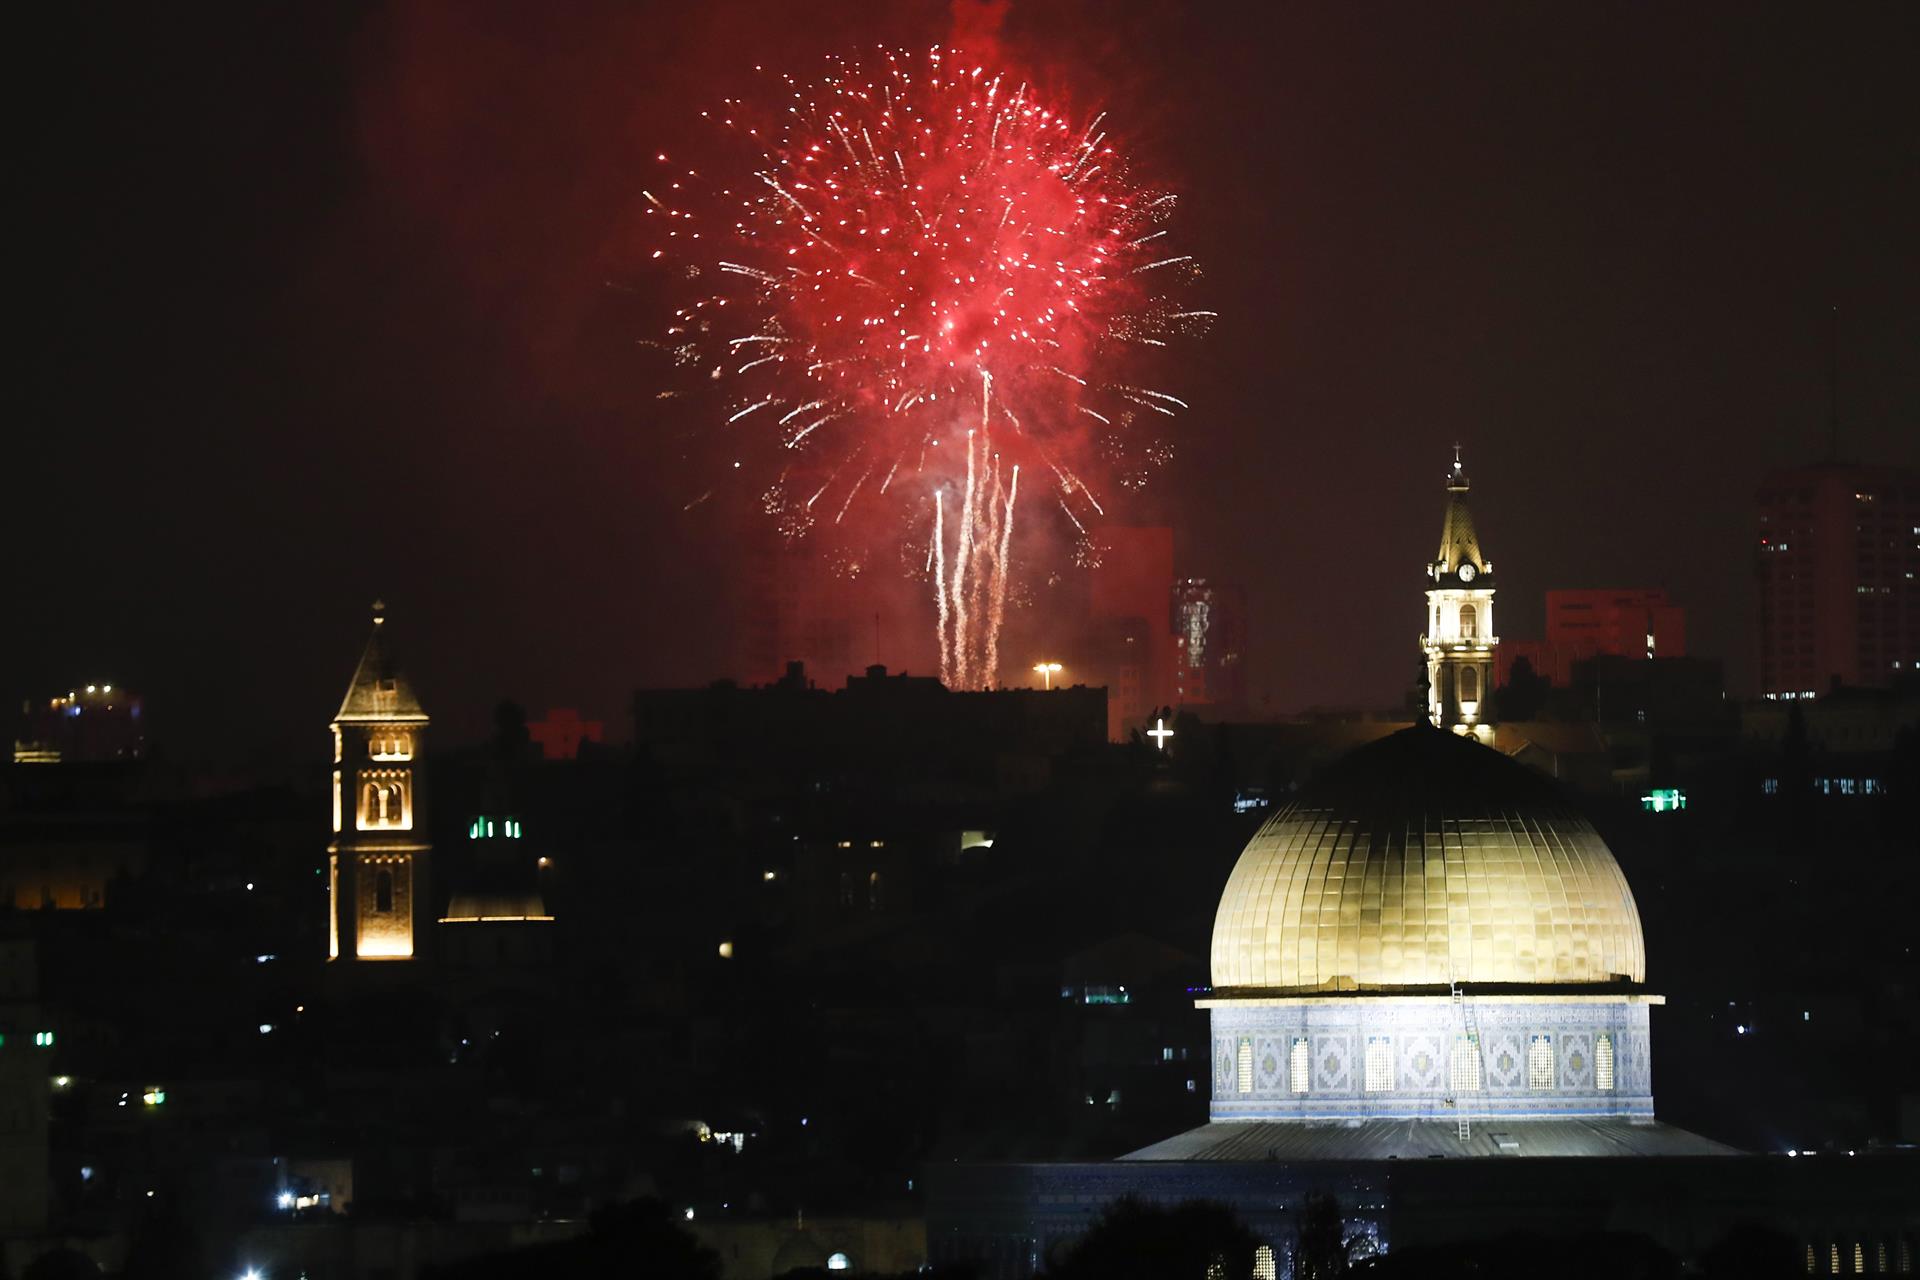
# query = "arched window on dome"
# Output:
<box><xmin>1595</xmin><ymin>1033</ymin><xmax>1616</xmax><ymax>1091</ymax></box>
<box><xmin>1289</xmin><ymin>1038</ymin><xmax>1310</xmax><ymax>1094</ymax></box>
<box><xmin>1364</xmin><ymin>1037</ymin><xmax>1393</xmax><ymax>1092</ymax></box>
<box><xmin>1528</xmin><ymin>1035</ymin><xmax>1554</xmax><ymax>1090</ymax></box>
<box><xmin>1451</xmin><ymin>1034</ymin><xmax>1481</xmax><ymax>1093</ymax></box>
<box><xmin>827</xmin><ymin>1253</ymin><xmax>851</xmax><ymax>1272</ymax></box>
<box><xmin>1459</xmin><ymin>603</ymin><xmax>1478</xmax><ymax>639</ymax></box>
<box><xmin>1236</xmin><ymin>1039</ymin><xmax>1253</xmax><ymax>1094</ymax></box>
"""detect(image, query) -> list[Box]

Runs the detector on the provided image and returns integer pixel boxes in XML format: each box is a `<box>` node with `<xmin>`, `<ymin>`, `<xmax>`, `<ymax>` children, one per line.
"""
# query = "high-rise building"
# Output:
<box><xmin>1087</xmin><ymin>526</ymin><xmax>1175</xmax><ymax>740</ymax></box>
<box><xmin>1422</xmin><ymin>450</ymin><xmax>1497</xmax><ymax>739</ymax></box>
<box><xmin>1172</xmin><ymin>578</ymin><xmax>1247</xmax><ymax>708</ymax></box>
<box><xmin>1755</xmin><ymin>462</ymin><xmax>1920</xmax><ymax>699</ymax></box>
<box><xmin>1498</xmin><ymin>589</ymin><xmax>1686</xmax><ymax>688</ymax></box>
<box><xmin>328</xmin><ymin>602</ymin><xmax>430</xmax><ymax>964</ymax></box>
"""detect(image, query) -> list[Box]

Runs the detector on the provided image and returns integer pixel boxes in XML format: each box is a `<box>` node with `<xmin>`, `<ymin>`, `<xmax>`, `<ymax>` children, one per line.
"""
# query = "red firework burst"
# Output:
<box><xmin>647</xmin><ymin>45</ymin><xmax>1209</xmax><ymax>685</ymax></box>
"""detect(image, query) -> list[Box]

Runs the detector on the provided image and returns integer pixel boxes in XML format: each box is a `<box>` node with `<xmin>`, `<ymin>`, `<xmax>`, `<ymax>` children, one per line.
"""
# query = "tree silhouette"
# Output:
<box><xmin>1494</xmin><ymin>656</ymin><xmax>1550</xmax><ymax>721</ymax></box>
<box><xmin>1047</xmin><ymin>1197</ymin><xmax>1259</xmax><ymax>1280</ymax></box>
<box><xmin>1696</xmin><ymin>1222</ymin><xmax>1804</xmax><ymax>1278</ymax></box>
<box><xmin>1292</xmin><ymin>1191</ymin><xmax>1351</xmax><ymax>1280</ymax></box>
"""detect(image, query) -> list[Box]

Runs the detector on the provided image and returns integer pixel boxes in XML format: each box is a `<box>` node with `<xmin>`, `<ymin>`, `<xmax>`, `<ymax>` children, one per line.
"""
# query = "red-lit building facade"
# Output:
<box><xmin>1498</xmin><ymin>590</ymin><xmax>1686</xmax><ymax>688</ymax></box>
<box><xmin>1085</xmin><ymin>527</ymin><xmax>1176</xmax><ymax>740</ymax></box>
<box><xmin>1172</xmin><ymin>578</ymin><xmax>1247</xmax><ymax>709</ymax></box>
<box><xmin>1755</xmin><ymin>462</ymin><xmax>1920</xmax><ymax>699</ymax></box>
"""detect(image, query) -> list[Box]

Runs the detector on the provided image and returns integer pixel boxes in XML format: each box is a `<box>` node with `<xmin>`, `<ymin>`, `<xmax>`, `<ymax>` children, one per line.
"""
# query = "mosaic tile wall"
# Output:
<box><xmin>1207</xmin><ymin>998</ymin><xmax>1654</xmax><ymax>1121</ymax></box>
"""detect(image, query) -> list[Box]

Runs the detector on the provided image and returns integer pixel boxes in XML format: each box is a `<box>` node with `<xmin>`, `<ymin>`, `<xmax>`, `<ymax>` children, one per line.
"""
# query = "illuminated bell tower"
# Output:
<box><xmin>1423</xmin><ymin>448</ymin><xmax>1498</xmax><ymax>740</ymax></box>
<box><xmin>328</xmin><ymin>601</ymin><xmax>430</xmax><ymax>963</ymax></box>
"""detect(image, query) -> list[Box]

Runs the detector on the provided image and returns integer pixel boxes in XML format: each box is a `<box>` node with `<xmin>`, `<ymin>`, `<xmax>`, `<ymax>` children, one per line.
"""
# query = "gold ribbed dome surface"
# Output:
<box><xmin>1211</xmin><ymin>728</ymin><xmax>1645</xmax><ymax>992</ymax></box>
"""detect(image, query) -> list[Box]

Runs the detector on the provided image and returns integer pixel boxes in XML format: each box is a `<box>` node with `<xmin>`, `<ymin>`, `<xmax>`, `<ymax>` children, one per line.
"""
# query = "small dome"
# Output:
<box><xmin>1211</xmin><ymin>727</ymin><xmax>1645</xmax><ymax>992</ymax></box>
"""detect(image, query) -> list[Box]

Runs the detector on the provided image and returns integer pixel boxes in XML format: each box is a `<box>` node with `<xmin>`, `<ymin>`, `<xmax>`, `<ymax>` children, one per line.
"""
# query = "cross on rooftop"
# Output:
<box><xmin>1148</xmin><ymin>717</ymin><xmax>1174</xmax><ymax>751</ymax></box>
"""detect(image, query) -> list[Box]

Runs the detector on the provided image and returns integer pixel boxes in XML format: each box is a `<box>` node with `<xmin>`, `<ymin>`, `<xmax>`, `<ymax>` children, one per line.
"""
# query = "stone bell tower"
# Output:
<box><xmin>328</xmin><ymin>602</ymin><xmax>430</xmax><ymax>962</ymax></box>
<box><xmin>1422</xmin><ymin>448</ymin><xmax>1498</xmax><ymax>740</ymax></box>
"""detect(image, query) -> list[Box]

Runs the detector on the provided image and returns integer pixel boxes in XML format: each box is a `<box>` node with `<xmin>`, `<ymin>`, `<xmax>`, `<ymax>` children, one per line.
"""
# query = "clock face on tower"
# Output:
<box><xmin>1458</xmin><ymin>563</ymin><xmax>1477</xmax><ymax>583</ymax></box>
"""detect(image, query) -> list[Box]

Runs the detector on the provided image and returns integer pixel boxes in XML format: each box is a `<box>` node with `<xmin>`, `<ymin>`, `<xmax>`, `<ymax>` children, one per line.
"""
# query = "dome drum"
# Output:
<box><xmin>1204</xmin><ymin>995</ymin><xmax>1656</xmax><ymax>1123</ymax></box>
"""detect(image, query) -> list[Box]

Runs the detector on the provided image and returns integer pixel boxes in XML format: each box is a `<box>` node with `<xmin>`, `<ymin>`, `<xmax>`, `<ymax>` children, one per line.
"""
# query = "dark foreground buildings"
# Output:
<box><xmin>2</xmin><ymin>457</ymin><xmax>1917</xmax><ymax>1279</ymax></box>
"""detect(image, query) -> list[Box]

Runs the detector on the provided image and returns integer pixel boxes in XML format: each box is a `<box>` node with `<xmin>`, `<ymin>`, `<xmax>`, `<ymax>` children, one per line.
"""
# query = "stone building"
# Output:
<box><xmin>328</xmin><ymin>602</ymin><xmax>431</xmax><ymax>964</ymax></box>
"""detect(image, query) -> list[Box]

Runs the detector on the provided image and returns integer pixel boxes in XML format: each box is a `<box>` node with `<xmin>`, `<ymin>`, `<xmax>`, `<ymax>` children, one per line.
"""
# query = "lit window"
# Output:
<box><xmin>1852</xmin><ymin>1242</ymin><xmax>1863</xmax><ymax>1274</ymax></box>
<box><xmin>826</xmin><ymin>1254</ymin><xmax>850</xmax><ymax>1272</ymax></box>
<box><xmin>1805</xmin><ymin>1243</ymin><xmax>1815</xmax><ymax>1275</ymax></box>
<box><xmin>357</xmin><ymin>771</ymin><xmax>411</xmax><ymax>830</ymax></box>
<box><xmin>1595</xmin><ymin>1034</ymin><xmax>1616</xmax><ymax>1091</ymax></box>
<box><xmin>1163</xmin><ymin>1047</ymin><xmax>1175</xmax><ymax>1062</ymax></box>
<box><xmin>1364</xmin><ymin>1037</ymin><xmax>1393</xmax><ymax>1092</ymax></box>
<box><xmin>1529</xmin><ymin>1035</ymin><xmax>1553</xmax><ymax>1090</ymax></box>
<box><xmin>331</xmin><ymin>771</ymin><xmax>342</xmax><ymax>833</ymax></box>
<box><xmin>1289</xmin><ymin>1038</ymin><xmax>1310</xmax><ymax>1094</ymax></box>
<box><xmin>371</xmin><ymin>733</ymin><xmax>411</xmax><ymax>761</ymax></box>
<box><xmin>1830</xmin><ymin>1243</ymin><xmax>1840</xmax><ymax>1275</ymax></box>
<box><xmin>1236</xmin><ymin>1039</ymin><xmax>1253</xmax><ymax>1094</ymax></box>
<box><xmin>1451</xmin><ymin>1035</ymin><xmax>1481</xmax><ymax>1093</ymax></box>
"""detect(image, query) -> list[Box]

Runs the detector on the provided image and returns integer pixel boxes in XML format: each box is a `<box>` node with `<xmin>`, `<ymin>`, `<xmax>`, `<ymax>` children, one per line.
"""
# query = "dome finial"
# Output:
<box><xmin>372</xmin><ymin>599</ymin><xmax>387</xmax><ymax>627</ymax></box>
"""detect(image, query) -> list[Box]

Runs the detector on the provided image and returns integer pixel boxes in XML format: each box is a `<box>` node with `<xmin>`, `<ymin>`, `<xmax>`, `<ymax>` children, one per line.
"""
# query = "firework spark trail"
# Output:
<box><xmin>948</xmin><ymin>427</ymin><xmax>979</xmax><ymax>688</ymax></box>
<box><xmin>648</xmin><ymin>46</ymin><xmax>1209</xmax><ymax>688</ymax></box>
<box><xmin>984</xmin><ymin>462</ymin><xmax>1019</xmax><ymax>686</ymax></box>
<box><xmin>933</xmin><ymin>490</ymin><xmax>950</xmax><ymax>676</ymax></box>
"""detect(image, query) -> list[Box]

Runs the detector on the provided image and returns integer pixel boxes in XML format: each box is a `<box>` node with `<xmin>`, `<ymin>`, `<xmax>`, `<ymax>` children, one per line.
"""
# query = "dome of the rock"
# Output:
<box><xmin>1211</xmin><ymin>726</ymin><xmax>1645</xmax><ymax>993</ymax></box>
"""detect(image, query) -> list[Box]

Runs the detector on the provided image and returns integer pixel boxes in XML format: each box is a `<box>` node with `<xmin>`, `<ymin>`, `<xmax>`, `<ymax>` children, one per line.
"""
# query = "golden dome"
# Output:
<box><xmin>1211</xmin><ymin>728</ymin><xmax>1645</xmax><ymax>992</ymax></box>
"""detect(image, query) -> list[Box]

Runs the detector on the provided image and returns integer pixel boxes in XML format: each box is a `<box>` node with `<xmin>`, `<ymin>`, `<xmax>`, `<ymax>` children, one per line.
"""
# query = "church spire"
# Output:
<box><xmin>1422</xmin><ymin>450</ymin><xmax>1498</xmax><ymax>741</ymax></box>
<box><xmin>1434</xmin><ymin>446</ymin><xmax>1488</xmax><ymax>579</ymax></box>
<box><xmin>336</xmin><ymin>600</ymin><xmax>427</xmax><ymax>724</ymax></box>
<box><xmin>328</xmin><ymin>601</ymin><xmax>431</xmax><ymax>964</ymax></box>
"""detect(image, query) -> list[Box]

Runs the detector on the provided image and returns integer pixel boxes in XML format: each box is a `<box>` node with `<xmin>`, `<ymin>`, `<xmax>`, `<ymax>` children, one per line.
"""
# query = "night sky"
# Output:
<box><xmin>16</xmin><ymin>0</ymin><xmax>1918</xmax><ymax>767</ymax></box>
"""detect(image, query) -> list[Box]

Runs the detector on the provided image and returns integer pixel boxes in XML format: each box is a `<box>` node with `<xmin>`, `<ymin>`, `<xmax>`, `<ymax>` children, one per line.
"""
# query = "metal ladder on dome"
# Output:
<box><xmin>1449</xmin><ymin>980</ymin><xmax>1477</xmax><ymax>1142</ymax></box>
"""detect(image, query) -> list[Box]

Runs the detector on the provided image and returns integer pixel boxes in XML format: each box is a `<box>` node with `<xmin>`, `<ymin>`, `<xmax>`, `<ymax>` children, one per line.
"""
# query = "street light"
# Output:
<box><xmin>1032</xmin><ymin>661</ymin><xmax>1063</xmax><ymax>690</ymax></box>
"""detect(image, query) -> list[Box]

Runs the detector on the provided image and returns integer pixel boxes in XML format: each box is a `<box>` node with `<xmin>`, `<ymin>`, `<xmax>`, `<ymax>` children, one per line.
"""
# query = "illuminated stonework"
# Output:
<box><xmin>327</xmin><ymin>602</ymin><xmax>429</xmax><ymax>965</ymax></box>
<box><xmin>1423</xmin><ymin>449</ymin><xmax>1497</xmax><ymax>740</ymax></box>
<box><xmin>355</xmin><ymin>769</ymin><xmax>413</xmax><ymax>831</ymax></box>
<box><xmin>353</xmin><ymin>852</ymin><xmax>415</xmax><ymax>959</ymax></box>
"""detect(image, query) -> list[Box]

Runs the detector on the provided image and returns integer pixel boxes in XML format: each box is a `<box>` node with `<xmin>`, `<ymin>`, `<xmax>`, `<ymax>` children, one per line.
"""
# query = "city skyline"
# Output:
<box><xmin>14</xmin><ymin>0</ymin><xmax>1919</xmax><ymax>765</ymax></box>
